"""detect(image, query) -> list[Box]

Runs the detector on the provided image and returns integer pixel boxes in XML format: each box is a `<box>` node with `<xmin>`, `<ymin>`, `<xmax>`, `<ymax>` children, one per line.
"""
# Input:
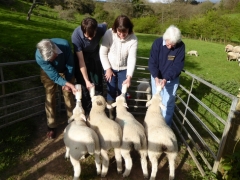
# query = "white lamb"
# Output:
<box><xmin>225</xmin><ymin>44</ymin><xmax>234</xmax><ymax>52</ymax></box>
<box><xmin>187</xmin><ymin>50</ymin><xmax>198</xmax><ymax>56</ymax></box>
<box><xmin>227</xmin><ymin>52</ymin><xmax>240</xmax><ymax>61</ymax></box>
<box><xmin>136</xmin><ymin>78</ymin><xmax>152</xmax><ymax>105</ymax></box>
<box><xmin>144</xmin><ymin>92</ymin><xmax>178</xmax><ymax>180</ymax></box>
<box><xmin>233</xmin><ymin>46</ymin><xmax>240</xmax><ymax>53</ymax></box>
<box><xmin>111</xmin><ymin>94</ymin><xmax>148</xmax><ymax>178</ymax></box>
<box><xmin>87</xmin><ymin>95</ymin><xmax>123</xmax><ymax>177</ymax></box>
<box><xmin>63</xmin><ymin>101</ymin><xmax>101</xmax><ymax>180</ymax></box>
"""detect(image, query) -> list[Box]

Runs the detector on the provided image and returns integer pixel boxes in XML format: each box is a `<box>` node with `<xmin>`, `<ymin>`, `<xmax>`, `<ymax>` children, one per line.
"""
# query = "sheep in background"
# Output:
<box><xmin>187</xmin><ymin>50</ymin><xmax>198</xmax><ymax>56</ymax></box>
<box><xmin>136</xmin><ymin>78</ymin><xmax>151</xmax><ymax>106</ymax></box>
<box><xmin>144</xmin><ymin>91</ymin><xmax>178</xmax><ymax>180</ymax></box>
<box><xmin>87</xmin><ymin>95</ymin><xmax>123</xmax><ymax>177</ymax></box>
<box><xmin>111</xmin><ymin>94</ymin><xmax>148</xmax><ymax>178</ymax></box>
<box><xmin>227</xmin><ymin>52</ymin><xmax>240</xmax><ymax>61</ymax></box>
<box><xmin>63</xmin><ymin>101</ymin><xmax>101</xmax><ymax>180</ymax></box>
<box><xmin>225</xmin><ymin>44</ymin><xmax>234</xmax><ymax>52</ymax></box>
<box><xmin>233</xmin><ymin>46</ymin><xmax>240</xmax><ymax>53</ymax></box>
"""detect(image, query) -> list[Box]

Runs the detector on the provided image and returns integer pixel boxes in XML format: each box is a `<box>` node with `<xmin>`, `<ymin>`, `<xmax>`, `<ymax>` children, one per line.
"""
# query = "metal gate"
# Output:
<box><xmin>0</xmin><ymin>58</ymin><xmax>238</xmax><ymax>176</ymax></box>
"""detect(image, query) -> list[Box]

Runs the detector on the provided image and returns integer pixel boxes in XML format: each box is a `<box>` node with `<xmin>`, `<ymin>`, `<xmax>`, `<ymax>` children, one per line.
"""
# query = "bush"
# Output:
<box><xmin>58</xmin><ymin>9</ymin><xmax>76</xmax><ymax>21</ymax></box>
<box><xmin>132</xmin><ymin>16</ymin><xmax>161</xmax><ymax>34</ymax></box>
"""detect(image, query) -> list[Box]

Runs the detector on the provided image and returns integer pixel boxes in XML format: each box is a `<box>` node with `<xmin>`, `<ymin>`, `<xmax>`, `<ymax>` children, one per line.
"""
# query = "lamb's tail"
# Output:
<box><xmin>161</xmin><ymin>144</ymin><xmax>168</xmax><ymax>152</ymax></box>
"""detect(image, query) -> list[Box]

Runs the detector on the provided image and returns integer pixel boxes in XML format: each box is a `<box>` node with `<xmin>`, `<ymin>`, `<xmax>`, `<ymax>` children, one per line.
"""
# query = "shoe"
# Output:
<box><xmin>47</xmin><ymin>128</ymin><xmax>56</xmax><ymax>139</ymax></box>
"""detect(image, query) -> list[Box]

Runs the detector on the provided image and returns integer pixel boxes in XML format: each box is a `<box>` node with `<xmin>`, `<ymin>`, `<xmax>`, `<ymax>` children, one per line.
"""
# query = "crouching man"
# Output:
<box><xmin>36</xmin><ymin>38</ymin><xmax>77</xmax><ymax>139</ymax></box>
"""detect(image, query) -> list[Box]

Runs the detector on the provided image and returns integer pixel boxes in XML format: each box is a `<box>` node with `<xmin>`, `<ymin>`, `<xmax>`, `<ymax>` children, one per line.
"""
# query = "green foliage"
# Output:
<box><xmin>132</xmin><ymin>16</ymin><xmax>160</xmax><ymax>34</ymax></box>
<box><xmin>93</xmin><ymin>3</ymin><xmax>113</xmax><ymax>24</ymax></box>
<box><xmin>221</xmin><ymin>139</ymin><xmax>240</xmax><ymax>180</ymax></box>
<box><xmin>58</xmin><ymin>9</ymin><xmax>77</xmax><ymax>21</ymax></box>
<box><xmin>202</xmin><ymin>171</ymin><xmax>219</xmax><ymax>180</ymax></box>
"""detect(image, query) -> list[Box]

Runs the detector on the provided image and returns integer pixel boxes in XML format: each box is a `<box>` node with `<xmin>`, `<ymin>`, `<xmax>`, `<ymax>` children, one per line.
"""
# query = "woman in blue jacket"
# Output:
<box><xmin>148</xmin><ymin>25</ymin><xmax>185</xmax><ymax>126</ymax></box>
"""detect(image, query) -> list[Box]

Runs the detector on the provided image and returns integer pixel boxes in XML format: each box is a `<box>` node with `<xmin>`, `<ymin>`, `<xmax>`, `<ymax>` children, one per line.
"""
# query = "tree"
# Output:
<box><xmin>26</xmin><ymin>0</ymin><xmax>43</xmax><ymax>20</ymax></box>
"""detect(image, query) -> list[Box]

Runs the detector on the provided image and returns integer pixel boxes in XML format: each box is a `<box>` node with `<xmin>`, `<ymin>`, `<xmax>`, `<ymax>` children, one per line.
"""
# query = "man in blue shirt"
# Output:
<box><xmin>72</xmin><ymin>17</ymin><xmax>107</xmax><ymax>115</ymax></box>
<box><xmin>36</xmin><ymin>38</ymin><xmax>77</xmax><ymax>139</ymax></box>
<box><xmin>148</xmin><ymin>25</ymin><xmax>185</xmax><ymax>126</ymax></box>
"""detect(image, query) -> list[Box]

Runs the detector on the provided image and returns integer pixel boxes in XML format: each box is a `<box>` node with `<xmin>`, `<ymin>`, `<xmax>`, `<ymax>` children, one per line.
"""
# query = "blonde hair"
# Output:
<box><xmin>36</xmin><ymin>39</ymin><xmax>57</xmax><ymax>61</ymax></box>
<box><xmin>163</xmin><ymin>25</ymin><xmax>181</xmax><ymax>44</ymax></box>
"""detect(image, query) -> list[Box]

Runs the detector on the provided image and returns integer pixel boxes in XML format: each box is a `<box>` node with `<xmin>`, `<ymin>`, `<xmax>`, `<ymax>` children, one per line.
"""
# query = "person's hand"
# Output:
<box><xmin>122</xmin><ymin>76</ymin><xmax>131</xmax><ymax>88</ymax></box>
<box><xmin>62</xmin><ymin>85</ymin><xmax>71</xmax><ymax>92</ymax></box>
<box><xmin>105</xmin><ymin>68</ymin><xmax>115</xmax><ymax>82</ymax></box>
<box><xmin>160</xmin><ymin>79</ymin><xmax>167</xmax><ymax>88</ymax></box>
<box><xmin>85</xmin><ymin>80</ymin><xmax>94</xmax><ymax>90</ymax></box>
<box><xmin>155</xmin><ymin>78</ymin><xmax>167</xmax><ymax>88</ymax></box>
<box><xmin>64</xmin><ymin>82</ymin><xmax>77</xmax><ymax>95</ymax></box>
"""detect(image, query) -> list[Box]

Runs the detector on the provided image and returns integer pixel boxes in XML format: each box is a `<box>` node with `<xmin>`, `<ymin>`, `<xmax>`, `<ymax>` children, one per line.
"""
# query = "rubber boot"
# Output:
<box><xmin>107</xmin><ymin>101</ymin><xmax>115</xmax><ymax>120</ymax></box>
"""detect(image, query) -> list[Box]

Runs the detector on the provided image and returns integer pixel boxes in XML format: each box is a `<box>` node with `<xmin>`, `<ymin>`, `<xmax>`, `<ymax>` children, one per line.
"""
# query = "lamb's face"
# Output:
<box><xmin>146</xmin><ymin>94</ymin><xmax>165</xmax><ymax>110</ymax></box>
<box><xmin>91</xmin><ymin>95</ymin><xmax>106</xmax><ymax>110</ymax></box>
<box><xmin>116</xmin><ymin>94</ymin><xmax>126</xmax><ymax>104</ymax></box>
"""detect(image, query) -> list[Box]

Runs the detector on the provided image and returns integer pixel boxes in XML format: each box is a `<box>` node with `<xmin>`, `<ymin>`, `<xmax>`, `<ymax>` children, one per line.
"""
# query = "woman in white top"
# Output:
<box><xmin>99</xmin><ymin>15</ymin><xmax>138</xmax><ymax>118</ymax></box>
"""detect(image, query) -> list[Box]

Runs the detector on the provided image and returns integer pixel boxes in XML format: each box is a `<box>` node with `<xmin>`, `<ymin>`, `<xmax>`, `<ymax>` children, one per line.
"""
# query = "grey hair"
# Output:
<box><xmin>36</xmin><ymin>39</ymin><xmax>57</xmax><ymax>61</ymax></box>
<box><xmin>163</xmin><ymin>25</ymin><xmax>181</xmax><ymax>44</ymax></box>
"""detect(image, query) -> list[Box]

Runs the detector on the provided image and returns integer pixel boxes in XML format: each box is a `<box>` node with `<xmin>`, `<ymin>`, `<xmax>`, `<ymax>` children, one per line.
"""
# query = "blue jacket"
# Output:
<box><xmin>35</xmin><ymin>38</ymin><xmax>74</xmax><ymax>86</ymax></box>
<box><xmin>148</xmin><ymin>37</ymin><xmax>185</xmax><ymax>81</ymax></box>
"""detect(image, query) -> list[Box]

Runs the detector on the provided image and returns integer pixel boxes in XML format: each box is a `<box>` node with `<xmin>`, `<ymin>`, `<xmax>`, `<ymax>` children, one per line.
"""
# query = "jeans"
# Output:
<box><xmin>40</xmin><ymin>69</ymin><xmax>75</xmax><ymax>128</ymax></box>
<box><xmin>151</xmin><ymin>75</ymin><xmax>179</xmax><ymax>126</ymax></box>
<box><xmin>106</xmin><ymin>69</ymin><xmax>127</xmax><ymax>101</ymax></box>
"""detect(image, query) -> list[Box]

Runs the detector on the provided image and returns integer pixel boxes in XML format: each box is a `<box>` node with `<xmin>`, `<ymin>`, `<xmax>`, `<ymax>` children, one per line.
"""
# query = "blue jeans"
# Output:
<box><xmin>106</xmin><ymin>69</ymin><xmax>127</xmax><ymax>101</ymax></box>
<box><xmin>151</xmin><ymin>76</ymin><xmax>179</xmax><ymax>126</ymax></box>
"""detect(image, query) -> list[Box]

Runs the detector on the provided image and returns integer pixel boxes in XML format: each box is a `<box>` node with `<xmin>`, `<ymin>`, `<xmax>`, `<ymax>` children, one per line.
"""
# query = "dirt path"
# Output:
<box><xmin>3</xmin><ymin>113</ymin><xmax>193</xmax><ymax>180</ymax></box>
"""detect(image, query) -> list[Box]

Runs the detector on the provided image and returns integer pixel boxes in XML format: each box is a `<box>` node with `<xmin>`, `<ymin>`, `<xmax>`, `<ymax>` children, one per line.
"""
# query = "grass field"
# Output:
<box><xmin>0</xmin><ymin>1</ymin><xmax>240</xmax><ymax>179</ymax></box>
<box><xmin>1</xmin><ymin>1</ymin><xmax>239</xmax><ymax>94</ymax></box>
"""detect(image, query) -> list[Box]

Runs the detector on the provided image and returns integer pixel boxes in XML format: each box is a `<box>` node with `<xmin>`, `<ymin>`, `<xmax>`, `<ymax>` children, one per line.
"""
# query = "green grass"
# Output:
<box><xmin>1</xmin><ymin>1</ymin><xmax>240</xmax><ymax>95</ymax></box>
<box><xmin>0</xmin><ymin>1</ymin><xmax>240</xmax><ymax>179</ymax></box>
<box><xmin>0</xmin><ymin>118</ymin><xmax>37</xmax><ymax>173</ymax></box>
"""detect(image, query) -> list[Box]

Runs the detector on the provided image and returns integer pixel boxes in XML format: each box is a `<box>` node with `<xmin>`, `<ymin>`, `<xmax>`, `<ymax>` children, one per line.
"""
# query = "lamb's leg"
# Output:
<box><xmin>94</xmin><ymin>152</ymin><xmax>101</xmax><ymax>175</ymax></box>
<box><xmin>100</xmin><ymin>149</ymin><xmax>109</xmax><ymax>177</ymax></box>
<box><xmin>139</xmin><ymin>149</ymin><xmax>148</xmax><ymax>179</ymax></box>
<box><xmin>167</xmin><ymin>152</ymin><xmax>177</xmax><ymax>180</ymax></box>
<box><xmin>65</xmin><ymin>146</ymin><xmax>70</xmax><ymax>159</ymax></box>
<box><xmin>70</xmin><ymin>155</ymin><xmax>81</xmax><ymax>180</ymax></box>
<box><xmin>114</xmin><ymin>147</ymin><xmax>122</xmax><ymax>174</ymax></box>
<box><xmin>121</xmin><ymin>148</ymin><xmax>132</xmax><ymax>177</ymax></box>
<box><xmin>148</xmin><ymin>152</ymin><xmax>161</xmax><ymax>180</ymax></box>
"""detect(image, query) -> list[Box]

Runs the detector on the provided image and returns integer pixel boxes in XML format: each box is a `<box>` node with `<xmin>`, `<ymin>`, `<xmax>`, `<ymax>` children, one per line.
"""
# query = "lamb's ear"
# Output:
<box><xmin>111</xmin><ymin>102</ymin><xmax>117</xmax><ymax>108</ymax></box>
<box><xmin>80</xmin><ymin>114</ymin><xmax>86</xmax><ymax>121</ymax></box>
<box><xmin>159</xmin><ymin>103</ymin><xmax>166</xmax><ymax>110</ymax></box>
<box><xmin>68</xmin><ymin>115</ymin><xmax>74</xmax><ymax>123</ymax></box>
<box><xmin>146</xmin><ymin>100</ymin><xmax>151</xmax><ymax>107</ymax></box>
<box><xmin>123</xmin><ymin>103</ymin><xmax>128</xmax><ymax>108</ymax></box>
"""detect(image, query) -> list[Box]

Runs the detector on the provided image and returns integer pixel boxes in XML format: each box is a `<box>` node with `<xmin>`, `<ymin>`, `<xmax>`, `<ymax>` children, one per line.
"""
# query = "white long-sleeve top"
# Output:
<box><xmin>99</xmin><ymin>28</ymin><xmax>138</xmax><ymax>77</ymax></box>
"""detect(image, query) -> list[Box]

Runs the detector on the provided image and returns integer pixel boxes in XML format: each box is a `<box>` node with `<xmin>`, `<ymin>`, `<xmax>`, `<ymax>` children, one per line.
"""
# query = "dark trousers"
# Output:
<box><xmin>74</xmin><ymin>51</ymin><xmax>103</xmax><ymax>114</ymax></box>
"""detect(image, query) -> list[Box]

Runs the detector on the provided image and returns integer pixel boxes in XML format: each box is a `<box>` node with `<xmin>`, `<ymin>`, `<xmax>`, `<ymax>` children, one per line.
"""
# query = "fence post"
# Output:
<box><xmin>216</xmin><ymin>98</ymin><xmax>240</xmax><ymax>172</ymax></box>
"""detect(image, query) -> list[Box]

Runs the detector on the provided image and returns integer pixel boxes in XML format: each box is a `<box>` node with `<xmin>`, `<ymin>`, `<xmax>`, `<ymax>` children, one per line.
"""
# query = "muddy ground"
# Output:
<box><xmin>2</xmin><ymin>112</ymin><xmax>195</xmax><ymax>180</ymax></box>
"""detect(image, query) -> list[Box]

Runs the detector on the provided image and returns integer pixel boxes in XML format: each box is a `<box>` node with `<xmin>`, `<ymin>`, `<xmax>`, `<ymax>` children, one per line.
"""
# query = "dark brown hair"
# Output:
<box><xmin>112</xmin><ymin>15</ymin><xmax>133</xmax><ymax>34</ymax></box>
<box><xmin>81</xmin><ymin>17</ymin><xmax>98</xmax><ymax>38</ymax></box>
